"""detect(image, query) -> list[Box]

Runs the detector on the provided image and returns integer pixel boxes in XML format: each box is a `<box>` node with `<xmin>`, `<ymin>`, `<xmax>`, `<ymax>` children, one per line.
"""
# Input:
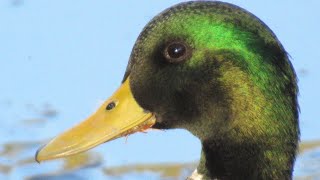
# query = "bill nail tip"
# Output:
<box><xmin>35</xmin><ymin>144</ymin><xmax>46</xmax><ymax>163</ymax></box>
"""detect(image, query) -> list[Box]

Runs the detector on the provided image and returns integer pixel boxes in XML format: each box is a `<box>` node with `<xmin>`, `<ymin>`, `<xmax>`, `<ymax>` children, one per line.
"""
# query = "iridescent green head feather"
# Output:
<box><xmin>124</xmin><ymin>1</ymin><xmax>299</xmax><ymax>179</ymax></box>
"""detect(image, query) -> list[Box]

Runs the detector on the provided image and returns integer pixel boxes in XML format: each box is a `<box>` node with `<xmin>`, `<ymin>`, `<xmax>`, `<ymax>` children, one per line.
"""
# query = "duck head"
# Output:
<box><xmin>36</xmin><ymin>1</ymin><xmax>299</xmax><ymax>179</ymax></box>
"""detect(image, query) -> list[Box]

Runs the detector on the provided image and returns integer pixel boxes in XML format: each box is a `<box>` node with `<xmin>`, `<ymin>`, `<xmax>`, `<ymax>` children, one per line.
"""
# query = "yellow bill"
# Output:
<box><xmin>35</xmin><ymin>77</ymin><xmax>155</xmax><ymax>162</ymax></box>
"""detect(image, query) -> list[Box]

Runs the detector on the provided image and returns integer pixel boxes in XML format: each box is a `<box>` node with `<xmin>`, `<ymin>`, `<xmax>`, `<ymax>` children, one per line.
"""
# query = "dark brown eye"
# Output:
<box><xmin>106</xmin><ymin>102</ymin><xmax>116</xmax><ymax>111</ymax></box>
<box><xmin>164</xmin><ymin>42</ymin><xmax>188</xmax><ymax>63</ymax></box>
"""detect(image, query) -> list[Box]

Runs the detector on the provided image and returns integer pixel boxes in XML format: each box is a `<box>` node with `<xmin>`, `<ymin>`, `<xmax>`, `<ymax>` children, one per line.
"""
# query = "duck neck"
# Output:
<box><xmin>192</xmin><ymin>56</ymin><xmax>298</xmax><ymax>179</ymax></box>
<box><xmin>196</xmin><ymin>138</ymin><xmax>293</xmax><ymax>180</ymax></box>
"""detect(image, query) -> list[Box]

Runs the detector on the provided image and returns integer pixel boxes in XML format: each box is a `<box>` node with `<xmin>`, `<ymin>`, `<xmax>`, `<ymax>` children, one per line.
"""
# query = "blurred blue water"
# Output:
<box><xmin>294</xmin><ymin>148</ymin><xmax>320</xmax><ymax>178</ymax></box>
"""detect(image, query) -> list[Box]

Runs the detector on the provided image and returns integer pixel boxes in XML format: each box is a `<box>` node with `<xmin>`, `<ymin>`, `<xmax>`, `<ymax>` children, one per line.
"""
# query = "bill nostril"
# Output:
<box><xmin>106</xmin><ymin>102</ymin><xmax>116</xmax><ymax>110</ymax></box>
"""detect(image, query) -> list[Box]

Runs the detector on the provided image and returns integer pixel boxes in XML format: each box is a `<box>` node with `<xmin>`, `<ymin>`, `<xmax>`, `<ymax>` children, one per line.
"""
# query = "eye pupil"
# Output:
<box><xmin>106</xmin><ymin>102</ymin><xmax>116</xmax><ymax>110</ymax></box>
<box><xmin>167</xmin><ymin>43</ymin><xmax>186</xmax><ymax>59</ymax></box>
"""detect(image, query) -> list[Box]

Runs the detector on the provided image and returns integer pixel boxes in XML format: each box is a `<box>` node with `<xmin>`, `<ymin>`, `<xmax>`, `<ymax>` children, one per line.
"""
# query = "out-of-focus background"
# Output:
<box><xmin>0</xmin><ymin>0</ymin><xmax>319</xmax><ymax>179</ymax></box>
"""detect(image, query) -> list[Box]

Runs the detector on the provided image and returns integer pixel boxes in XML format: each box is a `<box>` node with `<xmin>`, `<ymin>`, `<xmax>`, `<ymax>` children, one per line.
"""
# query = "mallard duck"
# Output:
<box><xmin>35</xmin><ymin>1</ymin><xmax>299</xmax><ymax>179</ymax></box>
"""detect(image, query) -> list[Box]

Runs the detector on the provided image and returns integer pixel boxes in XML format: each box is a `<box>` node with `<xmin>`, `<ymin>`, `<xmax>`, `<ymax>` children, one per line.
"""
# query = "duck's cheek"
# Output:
<box><xmin>129</xmin><ymin>78</ymin><xmax>164</xmax><ymax>112</ymax></box>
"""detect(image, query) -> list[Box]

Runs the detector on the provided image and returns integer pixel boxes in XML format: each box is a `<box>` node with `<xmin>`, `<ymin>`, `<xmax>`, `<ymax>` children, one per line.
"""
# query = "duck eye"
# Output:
<box><xmin>164</xmin><ymin>42</ymin><xmax>188</xmax><ymax>63</ymax></box>
<box><xmin>106</xmin><ymin>102</ymin><xmax>116</xmax><ymax>111</ymax></box>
